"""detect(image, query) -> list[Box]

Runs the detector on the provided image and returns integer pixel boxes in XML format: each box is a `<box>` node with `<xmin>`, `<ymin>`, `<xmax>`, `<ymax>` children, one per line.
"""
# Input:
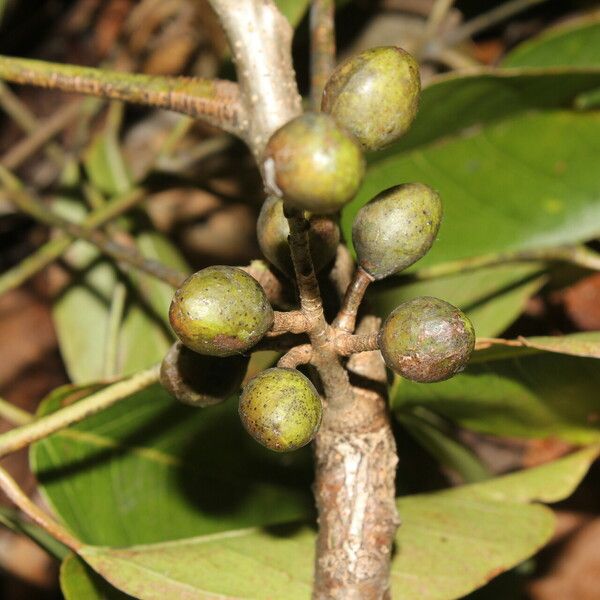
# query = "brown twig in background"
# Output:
<box><xmin>310</xmin><ymin>0</ymin><xmax>336</xmax><ymax>110</ymax></box>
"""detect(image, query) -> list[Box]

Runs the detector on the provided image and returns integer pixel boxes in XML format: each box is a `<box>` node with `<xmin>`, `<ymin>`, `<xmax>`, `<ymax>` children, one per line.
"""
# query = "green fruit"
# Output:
<box><xmin>160</xmin><ymin>342</ymin><xmax>249</xmax><ymax>407</ymax></box>
<box><xmin>379</xmin><ymin>297</ymin><xmax>475</xmax><ymax>383</ymax></box>
<box><xmin>239</xmin><ymin>368</ymin><xmax>322</xmax><ymax>452</ymax></box>
<box><xmin>264</xmin><ymin>112</ymin><xmax>365</xmax><ymax>214</ymax></box>
<box><xmin>322</xmin><ymin>46</ymin><xmax>420</xmax><ymax>151</ymax></box>
<box><xmin>169</xmin><ymin>266</ymin><xmax>273</xmax><ymax>357</ymax></box>
<box><xmin>352</xmin><ymin>183</ymin><xmax>442</xmax><ymax>279</ymax></box>
<box><xmin>257</xmin><ymin>195</ymin><xmax>340</xmax><ymax>276</ymax></box>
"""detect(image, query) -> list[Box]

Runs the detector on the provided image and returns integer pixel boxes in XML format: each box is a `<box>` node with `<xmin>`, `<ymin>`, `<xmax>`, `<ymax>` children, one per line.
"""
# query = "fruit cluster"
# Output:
<box><xmin>161</xmin><ymin>46</ymin><xmax>475</xmax><ymax>452</ymax></box>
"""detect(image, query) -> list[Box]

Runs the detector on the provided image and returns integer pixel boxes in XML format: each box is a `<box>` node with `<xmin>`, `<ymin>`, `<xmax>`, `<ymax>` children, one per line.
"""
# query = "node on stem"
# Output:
<box><xmin>257</xmin><ymin>195</ymin><xmax>340</xmax><ymax>277</ymax></box>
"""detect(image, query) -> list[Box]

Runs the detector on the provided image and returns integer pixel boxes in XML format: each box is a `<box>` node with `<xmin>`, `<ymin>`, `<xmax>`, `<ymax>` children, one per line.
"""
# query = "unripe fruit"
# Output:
<box><xmin>169</xmin><ymin>266</ymin><xmax>273</xmax><ymax>357</ymax></box>
<box><xmin>379</xmin><ymin>296</ymin><xmax>475</xmax><ymax>383</ymax></box>
<box><xmin>264</xmin><ymin>112</ymin><xmax>365</xmax><ymax>214</ymax></box>
<box><xmin>239</xmin><ymin>368</ymin><xmax>322</xmax><ymax>452</ymax></box>
<box><xmin>322</xmin><ymin>46</ymin><xmax>420</xmax><ymax>151</ymax></box>
<box><xmin>257</xmin><ymin>195</ymin><xmax>340</xmax><ymax>277</ymax></box>
<box><xmin>160</xmin><ymin>342</ymin><xmax>249</xmax><ymax>407</ymax></box>
<box><xmin>352</xmin><ymin>183</ymin><xmax>442</xmax><ymax>279</ymax></box>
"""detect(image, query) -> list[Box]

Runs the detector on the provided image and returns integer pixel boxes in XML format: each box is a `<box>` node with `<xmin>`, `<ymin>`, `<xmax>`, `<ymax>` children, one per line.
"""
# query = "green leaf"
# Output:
<box><xmin>348</xmin><ymin>110</ymin><xmax>600</xmax><ymax>268</ymax></box>
<box><xmin>502</xmin><ymin>15</ymin><xmax>600</xmax><ymax>68</ymax></box>
<box><xmin>488</xmin><ymin>331</ymin><xmax>600</xmax><ymax>358</ymax></box>
<box><xmin>76</xmin><ymin>448</ymin><xmax>597</xmax><ymax>600</ymax></box>
<box><xmin>366</xmin><ymin>68</ymin><xmax>600</xmax><ymax>161</ymax></box>
<box><xmin>275</xmin><ymin>0</ymin><xmax>309</xmax><ymax>26</ymax></box>
<box><xmin>371</xmin><ymin>263</ymin><xmax>545</xmax><ymax>337</ymax></box>
<box><xmin>398</xmin><ymin>411</ymin><xmax>490</xmax><ymax>483</ymax></box>
<box><xmin>61</xmin><ymin>553</ymin><xmax>133</xmax><ymax>600</ymax></box>
<box><xmin>30</xmin><ymin>383</ymin><xmax>313</xmax><ymax>547</ymax></box>
<box><xmin>392</xmin><ymin>342</ymin><xmax>600</xmax><ymax>443</ymax></box>
<box><xmin>84</xmin><ymin>125</ymin><xmax>132</xmax><ymax>196</ymax></box>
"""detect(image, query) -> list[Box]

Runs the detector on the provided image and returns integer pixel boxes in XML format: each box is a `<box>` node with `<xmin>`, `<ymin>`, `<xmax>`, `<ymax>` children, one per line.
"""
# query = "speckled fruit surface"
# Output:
<box><xmin>264</xmin><ymin>112</ymin><xmax>365</xmax><ymax>214</ymax></box>
<box><xmin>169</xmin><ymin>266</ymin><xmax>273</xmax><ymax>357</ymax></box>
<box><xmin>322</xmin><ymin>46</ymin><xmax>420</xmax><ymax>151</ymax></box>
<box><xmin>379</xmin><ymin>296</ymin><xmax>475</xmax><ymax>383</ymax></box>
<box><xmin>257</xmin><ymin>195</ymin><xmax>340</xmax><ymax>276</ymax></box>
<box><xmin>239</xmin><ymin>368</ymin><xmax>322</xmax><ymax>452</ymax></box>
<box><xmin>352</xmin><ymin>182</ymin><xmax>442</xmax><ymax>279</ymax></box>
<box><xmin>160</xmin><ymin>342</ymin><xmax>249</xmax><ymax>407</ymax></box>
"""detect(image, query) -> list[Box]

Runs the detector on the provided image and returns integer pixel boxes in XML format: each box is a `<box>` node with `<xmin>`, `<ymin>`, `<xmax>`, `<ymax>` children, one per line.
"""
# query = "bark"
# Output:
<box><xmin>313</xmin><ymin>316</ymin><xmax>399</xmax><ymax>599</ymax></box>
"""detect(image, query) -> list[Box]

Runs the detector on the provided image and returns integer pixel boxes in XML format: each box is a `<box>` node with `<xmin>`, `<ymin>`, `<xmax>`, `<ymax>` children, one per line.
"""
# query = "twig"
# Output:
<box><xmin>333</xmin><ymin>267</ymin><xmax>373</xmax><ymax>333</ymax></box>
<box><xmin>414</xmin><ymin>0</ymin><xmax>455</xmax><ymax>57</ymax></box>
<box><xmin>0</xmin><ymin>466</ymin><xmax>81</xmax><ymax>551</ymax></box>
<box><xmin>1</xmin><ymin>101</ymin><xmax>82</xmax><ymax>170</ymax></box>
<box><xmin>0</xmin><ymin>364</ymin><xmax>160</xmax><ymax>459</ymax></box>
<box><xmin>270</xmin><ymin>310</ymin><xmax>309</xmax><ymax>335</ymax></box>
<box><xmin>0</xmin><ymin>172</ymin><xmax>186</xmax><ymax>288</ymax></box>
<box><xmin>207</xmin><ymin>0</ymin><xmax>302</xmax><ymax>159</ymax></box>
<box><xmin>335</xmin><ymin>332</ymin><xmax>379</xmax><ymax>356</ymax></box>
<box><xmin>0</xmin><ymin>55</ymin><xmax>247</xmax><ymax>139</ymax></box>
<box><xmin>0</xmin><ymin>187</ymin><xmax>147</xmax><ymax>296</ymax></box>
<box><xmin>278</xmin><ymin>344</ymin><xmax>313</xmax><ymax>368</ymax></box>
<box><xmin>0</xmin><ymin>81</ymin><xmax>66</xmax><ymax>166</ymax></box>
<box><xmin>0</xmin><ymin>398</ymin><xmax>33</xmax><ymax>426</ymax></box>
<box><xmin>434</xmin><ymin>0</ymin><xmax>550</xmax><ymax>51</ymax></box>
<box><xmin>409</xmin><ymin>245</ymin><xmax>600</xmax><ymax>281</ymax></box>
<box><xmin>310</xmin><ymin>0</ymin><xmax>336</xmax><ymax>110</ymax></box>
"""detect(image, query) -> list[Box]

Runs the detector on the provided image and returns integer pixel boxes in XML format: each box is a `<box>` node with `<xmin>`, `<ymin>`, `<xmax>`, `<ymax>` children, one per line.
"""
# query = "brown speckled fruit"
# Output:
<box><xmin>379</xmin><ymin>297</ymin><xmax>475</xmax><ymax>383</ymax></box>
<box><xmin>239</xmin><ymin>368</ymin><xmax>322</xmax><ymax>452</ymax></box>
<box><xmin>169</xmin><ymin>266</ymin><xmax>273</xmax><ymax>357</ymax></box>
<box><xmin>257</xmin><ymin>195</ymin><xmax>340</xmax><ymax>277</ymax></box>
<box><xmin>264</xmin><ymin>112</ymin><xmax>365</xmax><ymax>214</ymax></box>
<box><xmin>160</xmin><ymin>342</ymin><xmax>249</xmax><ymax>407</ymax></box>
<box><xmin>352</xmin><ymin>183</ymin><xmax>442</xmax><ymax>279</ymax></box>
<box><xmin>322</xmin><ymin>46</ymin><xmax>420</xmax><ymax>151</ymax></box>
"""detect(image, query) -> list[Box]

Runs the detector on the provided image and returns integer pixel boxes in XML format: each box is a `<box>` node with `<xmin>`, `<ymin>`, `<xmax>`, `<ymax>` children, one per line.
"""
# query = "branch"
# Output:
<box><xmin>0</xmin><ymin>365</ymin><xmax>160</xmax><ymax>459</ymax></box>
<box><xmin>0</xmin><ymin>55</ymin><xmax>247</xmax><ymax>139</ymax></box>
<box><xmin>1</xmin><ymin>100</ymin><xmax>82</xmax><ymax>170</ymax></box>
<box><xmin>0</xmin><ymin>170</ymin><xmax>186</xmax><ymax>288</ymax></box>
<box><xmin>0</xmin><ymin>466</ymin><xmax>81</xmax><ymax>551</ymax></box>
<box><xmin>0</xmin><ymin>397</ymin><xmax>33</xmax><ymax>426</ymax></box>
<box><xmin>335</xmin><ymin>332</ymin><xmax>379</xmax><ymax>356</ymax></box>
<box><xmin>270</xmin><ymin>310</ymin><xmax>309</xmax><ymax>335</ymax></box>
<box><xmin>409</xmin><ymin>245</ymin><xmax>600</xmax><ymax>281</ymax></box>
<box><xmin>431</xmin><ymin>0</ymin><xmax>550</xmax><ymax>52</ymax></box>
<box><xmin>0</xmin><ymin>187</ymin><xmax>147</xmax><ymax>296</ymax></box>
<box><xmin>207</xmin><ymin>0</ymin><xmax>302</xmax><ymax>159</ymax></box>
<box><xmin>310</xmin><ymin>0</ymin><xmax>336</xmax><ymax>110</ymax></box>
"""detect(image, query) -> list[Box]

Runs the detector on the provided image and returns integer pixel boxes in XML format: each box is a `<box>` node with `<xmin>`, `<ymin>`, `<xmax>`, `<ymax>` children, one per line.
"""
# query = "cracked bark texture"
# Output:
<box><xmin>313</xmin><ymin>315</ymin><xmax>399</xmax><ymax>599</ymax></box>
